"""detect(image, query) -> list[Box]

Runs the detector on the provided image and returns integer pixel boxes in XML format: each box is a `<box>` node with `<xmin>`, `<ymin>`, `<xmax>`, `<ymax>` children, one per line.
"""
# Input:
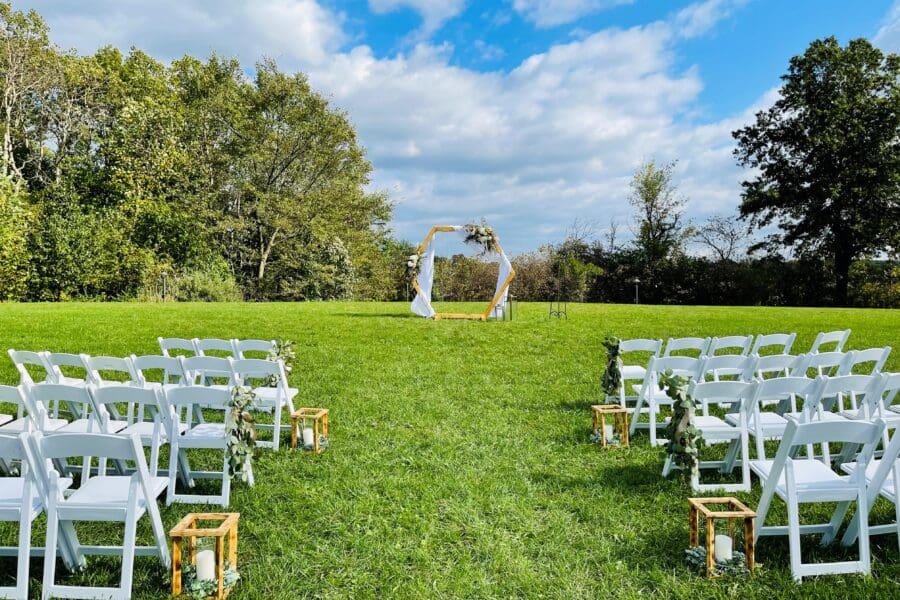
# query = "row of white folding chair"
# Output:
<box><xmin>8</xmin><ymin>350</ymin><xmax>297</xmax><ymax>451</ymax></box>
<box><xmin>0</xmin><ymin>430</ymin><xmax>168</xmax><ymax>599</ymax></box>
<box><xmin>158</xmin><ymin>337</ymin><xmax>276</xmax><ymax>359</ymax></box>
<box><xmin>626</xmin><ymin>350</ymin><xmax>890</xmax><ymax>447</ymax></box>
<box><xmin>751</xmin><ymin>418</ymin><xmax>900</xmax><ymax>581</ymax></box>
<box><xmin>614</xmin><ymin>330</ymin><xmax>852</xmax><ymax>403</ymax></box>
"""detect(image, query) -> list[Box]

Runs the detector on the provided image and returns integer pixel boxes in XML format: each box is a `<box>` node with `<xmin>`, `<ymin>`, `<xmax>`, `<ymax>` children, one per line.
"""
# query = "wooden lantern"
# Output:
<box><xmin>591</xmin><ymin>404</ymin><xmax>629</xmax><ymax>448</ymax></box>
<box><xmin>688</xmin><ymin>497</ymin><xmax>756</xmax><ymax>577</ymax></box>
<box><xmin>291</xmin><ymin>407</ymin><xmax>329</xmax><ymax>453</ymax></box>
<box><xmin>171</xmin><ymin>512</ymin><xmax>239</xmax><ymax>599</ymax></box>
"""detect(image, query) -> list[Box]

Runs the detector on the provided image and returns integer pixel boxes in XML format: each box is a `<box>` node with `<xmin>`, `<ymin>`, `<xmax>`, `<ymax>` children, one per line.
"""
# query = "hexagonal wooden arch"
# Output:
<box><xmin>413</xmin><ymin>226</ymin><xmax>516</xmax><ymax>321</ymax></box>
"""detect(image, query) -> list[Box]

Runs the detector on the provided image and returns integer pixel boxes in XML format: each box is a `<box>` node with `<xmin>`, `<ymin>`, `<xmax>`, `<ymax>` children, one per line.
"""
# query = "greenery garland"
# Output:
<box><xmin>265</xmin><ymin>339</ymin><xmax>296</xmax><ymax>386</ymax></box>
<box><xmin>601</xmin><ymin>335</ymin><xmax>623</xmax><ymax>398</ymax></box>
<box><xmin>181</xmin><ymin>562</ymin><xmax>240</xmax><ymax>599</ymax></box>
<box><xmin>463</xmin><ymin>221</ymin><xmax>499</xmax><ymax>254</ymax></box>
<box><xmin>659</xmin><ymin>370</ymin><xmax>704</xmax><ymax>480</ymax></box>
<box><xmin>225</xmin><ymin>386</ymin><xmax>257</xmax><ymax>482</ymax></box>
<box><xmin>684</xmin><ymin>546</ymin><xmax>750</xmax><ymax>576</ymax></box>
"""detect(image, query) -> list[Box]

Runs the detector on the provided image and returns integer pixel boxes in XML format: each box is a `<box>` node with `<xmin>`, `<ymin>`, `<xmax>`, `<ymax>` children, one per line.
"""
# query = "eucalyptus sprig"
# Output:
<box><xmin>601</xmin><ymin>335</ymin><xmax>623</xmax><ymax>398</ymax></box>
<box><xmin>182</xmin><ymin>562</ymin><xmax>240</xmax><ymax>599</ymax></box>
<box><xmin>225</xmin><ymin>386</ymin><xmax>257</xmax><ymax>482</ymax></box>
<box><xmin>685</xmin><ymin>546</ymin><xmax>750</xmax><ymax>576</ymax></box>
<box><xmin>659</xmin><ymin>370</ymin><xmax>704</xmax><ymax>480</ymax></box>
<box><xmin>265</xmin><ymin>339</ymin><xmax>296</xmax><ymax>386</ymax></box>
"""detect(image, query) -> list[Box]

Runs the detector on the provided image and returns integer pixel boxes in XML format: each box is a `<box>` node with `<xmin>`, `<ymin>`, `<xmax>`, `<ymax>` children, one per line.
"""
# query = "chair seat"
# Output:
<box><xmin>251</xmin><ymin>386</ymin><xmax>298</xmax><ymax>406</ymax></box>
<box><xmin>54</xmin><ymin>418</ymin><xmax>128</xmax><ymax>434</ymax></box>
<box><xmin>631</xmin><ymin>384</ymin><xmax>672</xmax><ymax>403</ymax></box>
<box><xmin>783</xmin><ymin>411</ymin><xmax>847</xmax><ymax>423</ymax></box>
<box><xmin>0</xmin><ymin>414</ymin><xmax>13</xmax><ymax>427</ymax></box>
<box><xmin>0</xmin><ymin>477</ymin><xmax>72</xmax><ymax>513</ymax></box>
<box><xmin>121</xmin><ymin>420</ymin><xmax>189</xmax><ymax>441</ymax></box>
<box><xmin>664</xmin><ymin>415</ymin><xmax>731</xmax><ymax>429</ymax></box>
<box><xmin>751</xmin><ymin>459</ymin><xmax>849</xmax><ymax>496</ymax></box>
<box><xmin>182</xmin><ymin>423</ymin><xmax>225</xmax><ymax>440</ymax></box>
<box><xmin>621</xmin><ymin>365</ymin><xmax>646</xmax><ymax>380</ymax></box>
<box><xmin>64</xmin><ymin>475</ymin><xmax>167</xmax><ymax>509</ymax></box>
<box><xmin>727</xmin><ymin>412</ymin><xmax>787</xmax><ymax>428</ymax></box>
<box><xmin>0</xmin><ymin>416</ymin><xmax>69</xmax><ymax>433</ymax></box>
<box><xmin>840</xmin><ymin>461</ymin><xmax>897</xmax><ymax>499</ymax></box>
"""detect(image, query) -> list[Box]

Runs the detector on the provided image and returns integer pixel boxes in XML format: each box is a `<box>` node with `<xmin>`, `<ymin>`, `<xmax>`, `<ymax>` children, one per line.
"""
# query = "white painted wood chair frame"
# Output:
<box><xmin>157</xmin><ymin>337</ymin><xmax>198</xmax><ymax>358</ymax></box>
<box><xmin>708</xmin><ymin>335</ymin><xmax>753</xmax><ymax>356</ymax></box>
<box><xmin>752</xmin><ymin>419</ymin><xmax>884</xmax><ymax>582</ymax></box>
<box><xmin>810</xmin><ymin>329</ymin><xmax>851</xmax><ymax>354</ymax></box>
<box><xmin>230</xmin><ymin>358</ymin><xmax>295</xmax><ymax>451</ymax></box>
<box><xmin>736</xmin><ymin>377</ymin><xmax>819</xmax><ymax>460</ymax></box>
<box><xmin>26</xmin><ymin>431</ymin><xmax>169</xmax><ymax>600</ymax></box>
<box><xmin>194</xmin><ymin>338</ymin><xmax>236</xmax><ymax>357</ymax></box>
<box><xmin>165</xmin><ymin>386</ymin><xmax>252</xmax><ymax>507</ymax></box>
<box><xmin>750</xmin><ymin>333</ymin><xmax>797</xmax><ymax>356</ymax></box>
<box><xmin>662</xmin><ymin>337</ymin><xmax>710</xmax><ymax>358</ymax></box>
<box><xmin>629</xmin><ymin>355</ymin><xmax>701</xmax><ymax>446</ymax></box>
<box><xmin>232</xmin><ymin>339</ymin><xmax>276</xmax><ymax>360</ymax></box>
<box><xmin>0</xmin><ymin>433</ymin><xmax>43</xmax><ymax>599</ymax></box>
<box><xmin>7</xmin><ymin>349</ymin><xmax>54</xmax><ymax>386</ymax></box>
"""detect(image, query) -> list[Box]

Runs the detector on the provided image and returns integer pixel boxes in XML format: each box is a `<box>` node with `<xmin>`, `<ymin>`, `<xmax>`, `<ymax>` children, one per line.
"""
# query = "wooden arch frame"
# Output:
<box><xmin>413</xmin><ymin>225</ymin><xmax>516</xmax><ymax>321</ymax></box>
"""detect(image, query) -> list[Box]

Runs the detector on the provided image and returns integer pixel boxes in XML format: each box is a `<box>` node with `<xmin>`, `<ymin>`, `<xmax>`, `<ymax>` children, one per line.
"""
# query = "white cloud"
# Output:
<box><xmin>874</xmin><ymin>1</ymin><xmax>900</xmax><ymax>52</ymax></box>
<box><xmin>368</xmin><ymin>0</ymin><xmax>468</xmax><ymax>38</ymax></box>
<box><xmin>23</xmin><ymin>0</ymin><xmax>345</xmax><ymax>65</ymax></box>
<box><xmin>673</xmin><ymin>0</ymin><xmax>746</xmax><ymax>39</ymax></box>
<box><xmin>511</xmin><ymin>0</ymin><xmax>633</xmax><ymax>28</ymax></box>
<box><xmin>17</xmin><ymin>0</ymin><xmax>763</xmax><ymax>252</ymax></box>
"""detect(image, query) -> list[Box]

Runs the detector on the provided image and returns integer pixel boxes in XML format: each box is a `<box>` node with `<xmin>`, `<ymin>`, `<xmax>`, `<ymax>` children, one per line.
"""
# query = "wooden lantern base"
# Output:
<box><xmin>688</xmin><ymin>497</ymin><xmax>756</xmax><ymax>577</ymax></box>
<box><xmin>591</xmin><ymin>404</ymin><xmax>629</xmax><ymax>448</ymax></box>
<box><xmin>291</xmin><ymin>408</ymin><xmax>329</xmax><ymax>452</ymax></box>
<box><xmin>171</xmin><ymin>512</ymin><xmax>239</xmax><ymax>599</ymax></box>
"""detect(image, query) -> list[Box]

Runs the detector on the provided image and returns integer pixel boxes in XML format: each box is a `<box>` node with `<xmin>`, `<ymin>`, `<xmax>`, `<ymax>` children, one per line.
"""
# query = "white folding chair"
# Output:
<box><xmin>749</xmin><ymin>353</ymin><xmax>809</xmax><ymax>381</ymax></box>
<box><xmin>662</xmin><ymin>337</ymin><xmax>710</xmax><ymax>358</ymax></box>
<box><xmin>230</xmin><ymin>358</ymin><xmax>296</xmax><ymax>451</ymax></box>
<box><xmin>0</xmin><ymin>433</ymin><xmax>53</xmax><ymax>599</ymax></box>
<box><xmin>157</xmin><ymin>337</ymin><xmax>198</xmax><ymax>358</ymax></box>
<box><xmin>629</xmin><ymin>356</ymin><xmax>701</xmax><ymax>446</ymax></box>
<box><xmin>44</xmin><ymin>352</ymin><xmax>90</xmax><ymax>387</ymax></box>
<box><xmin>130</xmin><ymin>354</ymin><xmax>188</xmax><ymax>391</ymax></box>
<box><xmin>90</xmin><ymin>385</ymin><xmax>169</xmax><ymax>477</ymax></box>
<box><xmin>0</xmin><ymin>384</ymin><xmax>61</xmax><ymax>435</ymax></box>
<box><xmin>750</xmin><ymin>333</ymin><xmax>797</xmax><ymax>356</ymax></box>
<box><xmin>728</xmin><ymin>377</ymin><xmax>819</xmax><ymax>460</ymax></box>
<box><xmin>81</xmin><ymin>355</ymin><xmax>139</xmax><ymax>387</ymax></box>
<box><xmin>838</xmin><ymin>347</ymin><xmax>891</xmax><ymax>376</ymax></box>
<box><xmin>233</xmin><ymin>339</ymin><xmax>276</xmax><ymax>360</ymax></box>
<box><xmin>165</xmin><ymin>386</ymin><xmax>252</xmax><ymax>507</ymax></box>
<box><xmin>26</xmin><ymin>431</ymin><xmax>169</xmax><ymax>599</ymax></box>
<box><xmin>838</xmin><ymin>428</ymin><xmax>900</xmax><ymax>551</ymax></box>
<box><xmin>698</xmin><ymin>354</ymin><xmax>755</xmax><ymax>385</ymax></box>
<box><xmin>181</xmin><ymin>356</ymin><xmax>234</xmax><ymax>390</ymax></box>
<box><xmin>29</xmin><ymin>384</ymin><xmax>128</xmax><ymax>435</ymax></box>
<box><xmin>612</xmin><ymin>339</ymin><xmax>662</xmax><ymax>405</ymax></box>
<box><xmin>708</xmin><ymin>335</ymin><xmax>753</xmax><ymax>356</ymax></box>
<box><xmin>195</xmin><ymin>338</ymin><xmax>236</xmax><ymax>358</ymax></box>
<box><xmin>7</xmin><ymin>350</ymin><xmax>54</xmax><ymax>386</ymax></box>
<box><xmin>662</xmin><ymin>380</ymin><xmax>757</xmax><ymax>492</ymax></box>
<box><xmin>752</xmin><ymin>419</ymin><xmax>884</xmax><ymax>581</ymax></box>
<box><xmin>809</xmin><ymin>329</ymin><xmax>851</xmax><ymax>354</ymax></box>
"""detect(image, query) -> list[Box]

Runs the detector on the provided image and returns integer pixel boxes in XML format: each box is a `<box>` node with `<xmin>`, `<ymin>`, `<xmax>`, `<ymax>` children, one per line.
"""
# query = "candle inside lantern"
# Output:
<box><xmin>302</xmin><ymin>427</ymin><xmax>314</xmax><ymax>448</ymax></box>
<box><xmin>714</xmin><ymin>534</ymin><xmax>733</xmax><ymax>562</ymax></box>
<box><xmin>196</xmin><ymin>548</ymin><xmax>216</xmax><ymax>581</ymax></box>
<box><xmin>603</xmin><ymin>424</ymin><xmax>614</xmax><ymax>440</ymax></box>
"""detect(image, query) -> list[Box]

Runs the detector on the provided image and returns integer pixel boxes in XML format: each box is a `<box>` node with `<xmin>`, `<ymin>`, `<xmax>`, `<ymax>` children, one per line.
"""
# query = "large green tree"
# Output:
<box><xmin>733</xmin><ymin>37</ymin><xmax>900</xmax><ymax>305</ymax></box>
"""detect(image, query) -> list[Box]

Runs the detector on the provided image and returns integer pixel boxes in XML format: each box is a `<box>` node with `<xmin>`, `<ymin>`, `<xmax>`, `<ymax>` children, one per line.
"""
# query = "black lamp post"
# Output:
<box><xmin>632</xmin><ymin>277</ymin><xmax>640</xmax><ymax>304</ymax></box>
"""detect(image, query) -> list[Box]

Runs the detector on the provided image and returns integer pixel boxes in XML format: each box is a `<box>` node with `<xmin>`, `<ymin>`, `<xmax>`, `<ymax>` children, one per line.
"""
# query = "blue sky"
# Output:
<box><xmin>17</xmin><ymin>0</ymin><xmax>900</xmax><ymax>253</ymax></box>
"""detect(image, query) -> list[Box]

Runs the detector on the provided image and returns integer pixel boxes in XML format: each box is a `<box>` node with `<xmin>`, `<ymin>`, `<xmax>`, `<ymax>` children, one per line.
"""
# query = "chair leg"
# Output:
<box><xmin>120</xmin><ymin>487</ymin><xmax>140</xmax><ymax>598</ymax></box>
<box><xmin>15</xmin><ymin>491</ymin><xmax>32</xmax><ymax>600</ymax></box>
<box><xmin>648</xmin><ymin>402</ymin><xmax>657</xmax><ymax>447</ymax></box>
<box><xmin>629</xmin><ymin>395</ymin><xmax>644</xmax><ymax>436</ymax></box>
<box><xmin>220</xmin><ymin>452</ymin><xmax>231</xmax><ymax>508</ymax></box>
<box><xmin>42</xmin><ymin>494</ymin><xmax>60</xmax><ymax>600</ymax></box>
<box><xmin>272</xmin><ymin>404</ymin><xmax>282</xmax><ymax>452</ymax></box>
<box><xmin>167</xmin><ymin>443</ymin><xmax>179</xmax><ymax>506</ymax></box>
<box><xmin>786</xmin><ymin>491</ymin><xmax>803</xmax><ymax>582</ymax></box>
<box><xmin>822</xmin><ymin>501</ymin><xmax>852</xmax><ymax>545</ymax></box>
<box><xmin>857</xmin><ymin>480</ymin><xmax>872</xmax><ymax>575</ymax></box>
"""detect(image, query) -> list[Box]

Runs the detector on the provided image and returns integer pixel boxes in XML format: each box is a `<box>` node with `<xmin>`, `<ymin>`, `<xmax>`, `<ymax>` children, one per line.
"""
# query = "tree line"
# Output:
<box><xmin>0</xmin><ymin>2</ymin><xmax>896</xmax><ymax>307</ymax></box>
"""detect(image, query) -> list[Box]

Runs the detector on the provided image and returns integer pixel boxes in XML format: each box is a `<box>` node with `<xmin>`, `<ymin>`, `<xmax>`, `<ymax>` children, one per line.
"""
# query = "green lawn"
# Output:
<box><xmin>0</xmin><ymin>301</ymin><xmax>898</xmax><ymax>599</ymax></box>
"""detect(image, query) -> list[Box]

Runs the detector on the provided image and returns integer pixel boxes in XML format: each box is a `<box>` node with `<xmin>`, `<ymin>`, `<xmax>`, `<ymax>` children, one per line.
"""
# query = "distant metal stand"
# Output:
<box><xmin>502</xmin><ymin>296</ymin><xmax>516</xmax><ymax>321</ymax></box>
<box><xmin>549</xmin><ymin>299</ymin><xmax>567</xmax><ymax>320</ymax></box>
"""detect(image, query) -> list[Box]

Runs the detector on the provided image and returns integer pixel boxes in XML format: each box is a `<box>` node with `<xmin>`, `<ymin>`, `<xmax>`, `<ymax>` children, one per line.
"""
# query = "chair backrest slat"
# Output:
<box><xmin>750</xmin><ymin>333</ymin><xmax>796</xmax><ymax>356</ymax></box>
<box><xmin>158</xmin><ymin>337</ymin><xmax>198</xmax><ymax>358</ymax></box>
<box><xmin>708</xmin><ymin>335</ymin><xmax>753</xmax><ymax>356</ymax></box>
<box><xmin>663</xmin><ymin>337</ymin><xmax>710</xmax><ymax>357</ymax></box>
<box><xmin>810</xmin><ymin>329</ymin><xmax>851</xmax><ymax>354</ymax></box>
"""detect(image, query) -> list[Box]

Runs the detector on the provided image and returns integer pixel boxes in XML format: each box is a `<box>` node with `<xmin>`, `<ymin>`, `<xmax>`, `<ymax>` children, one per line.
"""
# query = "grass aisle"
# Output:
<box><xmin>0</xmin><ymin>302</ymin><xmax>898</xmax><ymax>598</ymax></box>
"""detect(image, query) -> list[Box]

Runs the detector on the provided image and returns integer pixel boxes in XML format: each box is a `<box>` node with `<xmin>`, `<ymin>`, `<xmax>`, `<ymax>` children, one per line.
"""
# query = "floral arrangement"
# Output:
<box><xmin>225</xmin><ymin>386</ymin><xmax>257</xmax><ymax>482</ymax></box>
<box><xmin>265</xmin><ymin>339</ymin><xmax>295</xmax><ymax>386</ymax></box>
<box><xmin>464</xmin><ymin>221</ymin><xmax>499</xmax><ymax>254</ymax></box>
<box><xmin>685</xmin><ymin>546</ymin><xmax>750</xmax><ymax>576</ymax></box>
<box><xmin>405</xmin><ymin>252</ymin><xmax>421</xmax><ymax>281</ymax></box>
<box><xmin>659</xmin><ymin>370</ymin><xmax>704</xmax><ymax>480</ymax></box>
<box><xmin>601</xmin><ymin>336</ymin><xmax>623</xmax><ymax>398</ymax></box>
<box><xmin>181</xmin><ymin>561</ymin><xmax>240</xmax><ymax>599</ymax></box>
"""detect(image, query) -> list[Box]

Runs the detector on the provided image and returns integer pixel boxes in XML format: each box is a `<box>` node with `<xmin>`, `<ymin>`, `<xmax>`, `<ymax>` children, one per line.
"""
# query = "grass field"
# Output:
<box><xmin>0</xmin><ymin>301</ymin><xmax>898</xmax><ymax>599</ymax></box>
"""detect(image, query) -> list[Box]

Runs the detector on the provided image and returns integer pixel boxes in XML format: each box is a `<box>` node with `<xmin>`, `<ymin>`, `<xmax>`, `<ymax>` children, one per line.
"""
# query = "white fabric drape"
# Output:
<box><xmin>410</xmin><ymin>225</ymin><xmax>511</xmax><ymax>319</ymax></box>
